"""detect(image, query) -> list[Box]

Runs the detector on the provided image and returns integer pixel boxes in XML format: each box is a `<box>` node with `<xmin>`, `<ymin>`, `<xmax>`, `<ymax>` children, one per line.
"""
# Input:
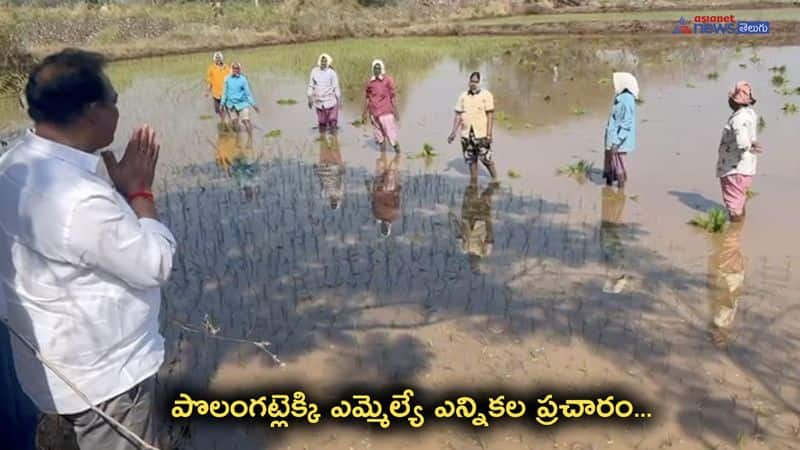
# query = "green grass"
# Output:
<box><xmin>707</xmin><ymin>72</ymin><xmax>719</xmax><ymax>80</ymax></box>
<box><xmin>409</xmin><ymin>143</ymin><xmax>438</xmax><ymax>159</ymax></box>
<box><xmin>467</xmin><ymin>8</ymin><xmax>800</xmax><ymax>26</ymax></box>
<box><xmin>689</xmin><ymin>208</ymin><xmax>728</xmax><ymax>233</ymax></box>
<box><xmin>769</xmin><ymin>65</ymin><xmax>787</xmax><ymax>74</ymax></box>
<box><xmin>507</xmin><ymin>169</ymin><xmax>521</xmax><ymax>178</ymax></box>
<box><xmin>276</xmin><ymin>98</ymin><xmax>297</xmax><ymax>105</ymax></box>
<box><xmin>557</xmin><ymin>160</ymin><xmax>594</xmax><ymax>178</ymax></box>
<box><xmin>264</xmin><ymin>129</ymin><xmax>282</xmax><ymax>138</ymax></box>
<box><xmin>771</xmin><ymin>74</ymin><xmax>788</xmax><ymax>86</ymax></box>
<box><xmin>199</xmin><ymin>114</ymin><xmax>215</xmax><ymax>120</ymax></box>
<box><xmin>782</xmin><ymin>103</ymin><xmax>798</xmax><ymax>114</ymax></box>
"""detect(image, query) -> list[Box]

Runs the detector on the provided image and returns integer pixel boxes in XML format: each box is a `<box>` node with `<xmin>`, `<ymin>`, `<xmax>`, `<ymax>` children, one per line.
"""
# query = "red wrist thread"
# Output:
<box><xmin>128</xmin><ymin>191</ymin><xmax>154</xmax><ymax>202</ymax></box>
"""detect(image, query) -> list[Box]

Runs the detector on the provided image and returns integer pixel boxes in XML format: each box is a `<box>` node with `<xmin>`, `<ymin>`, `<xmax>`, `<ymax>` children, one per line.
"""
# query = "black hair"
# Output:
<box><xmin>469</xmin><ymin>71</ymin><xmax>481</xmax><ymax>82</ymax></box>
<box><xmin>25</xmin><ymin>48</ymin><xmax>111</xmax><ymax>125</ymax></box>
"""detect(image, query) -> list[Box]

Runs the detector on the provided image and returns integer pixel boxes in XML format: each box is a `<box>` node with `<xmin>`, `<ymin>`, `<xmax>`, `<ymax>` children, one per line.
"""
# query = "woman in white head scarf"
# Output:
<box><xmin>307</xmin><ymin>53</ymin><xmax>341</xmax><ymax>133</ymax></box>
<box><xmin>603</xmin><ymin>72</ymin><xmax>639</xmax><ymax>188</ymax></box>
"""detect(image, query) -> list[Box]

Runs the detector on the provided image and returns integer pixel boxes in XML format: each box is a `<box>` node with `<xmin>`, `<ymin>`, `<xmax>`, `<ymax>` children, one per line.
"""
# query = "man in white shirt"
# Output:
<box><xmin>307</xmin><ymin>53</ymin><xmax>341</xmax><ymax>133</ymax></box>
<box><xmin>0</xmin><ymin>49</ymin><xmax>176</xmax><ymax>449</ymax></box>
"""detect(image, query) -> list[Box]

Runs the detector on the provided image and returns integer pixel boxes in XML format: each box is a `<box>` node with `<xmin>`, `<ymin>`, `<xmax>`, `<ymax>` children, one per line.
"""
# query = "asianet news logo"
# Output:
<box><xmin>672</xmin><ymin>15</ymin><xmax>770</xmax><ymax>34</ymax></box>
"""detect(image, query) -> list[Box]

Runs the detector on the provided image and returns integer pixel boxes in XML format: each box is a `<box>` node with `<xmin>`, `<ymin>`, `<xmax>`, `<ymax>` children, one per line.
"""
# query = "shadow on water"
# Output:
<box><xmin>153</xmin><ymin>138</ymin><xmax>798</xmax><ymax>448</ymax></box>
<box><xmin>668</xmin><ymin>190</ymin><xmax>726</xmax><ymax>213</ymax></box>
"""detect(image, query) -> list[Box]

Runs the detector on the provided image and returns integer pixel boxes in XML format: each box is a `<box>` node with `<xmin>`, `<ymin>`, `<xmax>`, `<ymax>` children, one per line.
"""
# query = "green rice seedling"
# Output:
<box><xmin>757</xmin><ymin>116</ymin><xmax>766</xmax><ymax>132</ymax></box>
<box><xmin>572</xmin><ymin>107</ymin><xmax>586</xmax><ymax>116</ymax></box>
<box><xmin>199</xmin><ymin>114</ymin><xmax>214</xmax><ymax>120</ymax></box>
<box><xmin>629</xmin><ymin>195</ymin><xmax>639</xmax><ymax>202</ymax></box>
<box><xmin>738</xmin><ymin>63</ymin><xmax>747</xmax><ymax>69</ymax></box>
<box><xmin>597</xmin><ymin>77</ymin><xmax>611</xmax><ymax>85</ymax></box>
<box><xmin>410</xmin><ymin>143</ymin><xmax>437</xmax><ymax>159</ymax></box>
<box><xmin>276</xmin><ymin>98</ymin><xmax>297</xmax><ymax>105</ymax></box>
<box><xmin>686</xmin><ymin>83</ymin><xmax>697</xmax><ymax>88</ymax></box>
<box><xmin>635</xmin><ymin>96</ymin><xmax>644</xmax><ymax>105</ymax></box>
<box><xmin>557</xmin><ymin>160</ymin><xmax>594</xmax><ymax>178</ymax></box>
<box><xmin>795</xmin><ymin>87</ymin><xmax>800</xmax><ymax>95</ymax></box>
<box><xmin>749</xmin><ymin>54</ymin><xmax>761</xmax><ymax>63</ymax></box>
<box><xmin>507</xmin><ymin>169</ymin><xmax>521</xmax><ymax>178</ymax></box>
<box><xmin>264</xmin><ymin>129</ymin><xmax>282</xmax><ymax>138</ymax></box>
<box><xmin>746</xmin><ymin>188</ymin><xmax>758</xmax><ymax>199</ymax></box>
<box><xmin>771</xmin><ymin>74</ymin><xmax>787</xmax><ymax>86</ymax></box>
<box><xmin>707</xmin><ymin>72</ymin><xmax>719</xmax><ymax>80</ymax></box>
<box><xmin>769</xmin><ymin>65</ymin><xmax>787</xmax><ymax>74</ymax></box>
<box><xmin>689</xmin><ymin>207</ymin><xmax>728</xmax><ymax>233</ymax></box>
<box><xmin>782</xmin><ymin>103</ymin><xmax>798</xmax><ymax>114</ymax></box>
<box><xmin>350</xmin><ymin>119</ymin><xmax>365</xmax><ymax>127</ymax></box>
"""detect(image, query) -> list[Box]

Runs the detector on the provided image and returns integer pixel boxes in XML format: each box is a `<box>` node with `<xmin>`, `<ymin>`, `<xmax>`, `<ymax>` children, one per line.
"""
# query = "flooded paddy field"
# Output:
<box><xmin>8</xmin><ymin>35</ymin><xmax>800</xmax><ymax>449</ymax></box>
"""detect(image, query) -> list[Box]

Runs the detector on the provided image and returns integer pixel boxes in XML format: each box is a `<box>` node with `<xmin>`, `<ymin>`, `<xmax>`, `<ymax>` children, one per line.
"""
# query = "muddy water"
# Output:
<box><xmin>7</xmin><ymin>36</ymin><xmax>800</xmax><ymax>450</ymax></box>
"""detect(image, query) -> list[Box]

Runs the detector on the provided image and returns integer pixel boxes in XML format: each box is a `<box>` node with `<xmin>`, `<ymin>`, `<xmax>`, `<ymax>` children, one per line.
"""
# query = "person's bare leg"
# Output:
<box><xmin>484</xmin><ymin>161</ymin><xmax>498</xmax><ymax>180</ymax></box>
<box><xmin>469</xmin><ymin>162</ymin><xmax>479</xmax><ymax>182</ymax></box>
<box><xmin>243</xmin><ymin>119</ymin><xmax>253</xmax><ymax>137</ymax></box>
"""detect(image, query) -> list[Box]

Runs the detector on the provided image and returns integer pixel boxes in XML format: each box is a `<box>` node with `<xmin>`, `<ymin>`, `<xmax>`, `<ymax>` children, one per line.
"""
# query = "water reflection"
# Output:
<box><xmin>213</xmin><ymin>129</ymin><xmax>259</xmax><ymax>201</ymax></box>
<box><xmin>708</xmin><ymin>221</ymin><xmax>745</xmax><ymax>348</ymax></box>
<box><xmin>313</xmin><ymin>133</ymin><xmax>345</xmax><ymax>210</ymax></box>
<box><xmin>367</xmin><ymin>151</ymin><xmax>402</xmax><ymax>238</ymax></box>
<box><xmin>600</xmin><ymin>186</ymin><xmax>628</xmax><ymax>294</ymax></box>
<box><xmin>451</xmin><ymin>180</ymin><xmax>499</xmax><ymax>274</ymax></box>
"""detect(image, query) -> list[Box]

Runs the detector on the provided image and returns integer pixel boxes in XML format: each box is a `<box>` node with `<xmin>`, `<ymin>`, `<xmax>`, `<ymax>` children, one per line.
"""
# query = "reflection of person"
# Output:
<box><xmin>368</xmin><ymin>151</ymin><xmax>402</xmax><ymax>238</ymax></box>
<box><xmin>214</xmin><ymin>130</ymin><xmax>259</xmax><ymax>201</ymax></box>
<box><xmin>313</xmin><ymin>133</ymin><xmax>345</xmax><ymax>210</ymax></box>
<box><xmin>362</xmin><ymin>59</ymin><xmax>400</xmax><ymax>152</ymax></box>
<box><xmin>221</xmin><ymin>62</ymin><xmax>259</xmax><ymax>136</ymax></box>
<box><xmin>307</xmin><ymin>53</ymin><xmax>341</xmax><ymax>133</ymax></box>
<box><xmin>603</xmin><ymin>72</ymin><xmax>639</xmax><ymax>188</ymax></box>
<box><xmin>453</xmin><ymin>180</ymin><xmax>498</xmax><ymax>273</ymax></box>
<box><xmin>0</xmin><ymin>49</ymin><xmax>175</xmax><ymax>449</ymax></box>
<box><xmin>205</xmin><ymin>51</ymin><xmax>231</xmax><ymax>125</ymax></box>
<box><xmin>600</xmin><ymin>186</ymin><xmax>628</xmax><ymax>293</ymax></box>
<box><xmin>448</xmin><ymin>71</ymin><xmax>497</xmax><ymax>182</ymax></box>
<box><xmin>708</xmin><ymin>221</ymin><xmax>745</xmax><ymax>348</ymax></box>
<box><xmin>717</xmin><ymin>81</ymin><xmax>762</xmax><ymax>222</ymax></box>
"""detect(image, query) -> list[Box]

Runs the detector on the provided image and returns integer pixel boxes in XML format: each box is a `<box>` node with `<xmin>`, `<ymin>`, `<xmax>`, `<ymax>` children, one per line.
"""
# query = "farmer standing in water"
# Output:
<box><xmin>447</xmin><ymin>72</ymin><xmax>497</xmax><ymax>182</ymax></box>
<box><xmin>205</xmin><ymin>51</ymin><xmax>231</xmax><ymax>127</ymax></box>
<box><xmin>716</xmin><ymin>81</ymin><xmax>762</xmax><ymax>222</ymax></box>
<box><xmin>221</xmin><ymin>62</ymin><xmax>259</xmax><ymax>137</ymax></box>
<box><xmin>603</xmin><ymin>72</ymin><xmax>639</xmax><ymax>188</ymax></box>
<box><xmin>307</xmin><ymin>53</ymin><xmax>341</xmax><ymax>133</ymax></box>
<box><xmin>362</xmin><ymin>59</ymin><xmax>400</xmax><ymax>152</ymax></box>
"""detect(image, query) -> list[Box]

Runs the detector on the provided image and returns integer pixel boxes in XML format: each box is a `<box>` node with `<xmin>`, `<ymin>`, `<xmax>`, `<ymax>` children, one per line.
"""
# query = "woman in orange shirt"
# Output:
<box><xmin>206</xmin><ymin>51</ymin><xmax>231</xmax><ymax>125</ymax></box>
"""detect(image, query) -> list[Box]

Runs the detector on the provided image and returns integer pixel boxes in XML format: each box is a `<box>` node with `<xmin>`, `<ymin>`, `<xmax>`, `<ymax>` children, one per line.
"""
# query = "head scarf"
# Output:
<box><xmin>371</xmin><ymin>59</ymin><xmax>385</xmax><ymax>80</ymax></box>
<box><xmin>213</xmin><ymin>51</ymin><xmax>223</xmax><ymax>62</ymax></box>
<box><xmin>317</xmin><ymin>53</ymin><xmax>333</xmax><ymax>68</ymax></box>
<box><xmin>728</xmin><ymin>81</ymin><xmax>756</xmax><ymax>106</ymax></box>
<box><xmin>612</xmin><ymin>72</ymin><xmax>639</xmax><ymax>99</ymax></box>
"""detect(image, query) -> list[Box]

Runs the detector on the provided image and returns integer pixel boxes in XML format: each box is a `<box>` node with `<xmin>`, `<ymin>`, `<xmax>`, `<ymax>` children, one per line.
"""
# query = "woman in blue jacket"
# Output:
<box><xmin>603</xmin><ymin>72</ymin><xmax>639</xmax><ymax>188</ymax></box>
